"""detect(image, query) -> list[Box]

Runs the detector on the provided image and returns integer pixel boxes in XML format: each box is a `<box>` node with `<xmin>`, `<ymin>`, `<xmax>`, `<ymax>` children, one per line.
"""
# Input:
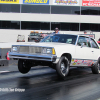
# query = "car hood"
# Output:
<box><xmin>17</xmin><ymin>42</ymin><xmax>75</xmax><ymax>49</ymax></box>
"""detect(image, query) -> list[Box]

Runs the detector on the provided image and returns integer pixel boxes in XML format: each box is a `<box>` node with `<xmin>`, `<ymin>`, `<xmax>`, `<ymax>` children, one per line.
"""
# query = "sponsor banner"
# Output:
<box><xmin>82</xmin><ymin>0</ymin><xmax>100</xmax><ymax>6</ymax></box>
<box><xmin>53</xmin><ymin>0</ymin><xmax>79</xmax><ymax>6</ymax></box>
<box><xmin>23</xmin><ymin>0</ymin><xmax>49</xmax><ymax>4</ymax></box>
<box><xmin>0</xmin><ymin>0</ymin><xmax>19</xmax><ymax>4</ymax></box>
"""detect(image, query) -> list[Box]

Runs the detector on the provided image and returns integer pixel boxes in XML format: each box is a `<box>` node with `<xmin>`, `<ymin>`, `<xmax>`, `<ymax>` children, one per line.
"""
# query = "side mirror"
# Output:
<box><xmin>81</xmin><ymin>43</ymin><xmax>85</xmax><ymax>48</ymax></box>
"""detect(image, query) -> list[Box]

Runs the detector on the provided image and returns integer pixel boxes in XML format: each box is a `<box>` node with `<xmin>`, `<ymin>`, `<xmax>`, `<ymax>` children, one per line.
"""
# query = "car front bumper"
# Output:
<box><xmin>9</xmin><ymin>52</ymin><xmax>57</xmax><ymax>62</ymax></box>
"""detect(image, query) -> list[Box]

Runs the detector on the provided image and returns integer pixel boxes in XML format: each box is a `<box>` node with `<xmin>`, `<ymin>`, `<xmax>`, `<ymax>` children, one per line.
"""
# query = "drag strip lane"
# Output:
<box><xmin>0</xmin><ymin>64</ymin><xmax>100</xmax><ymax>100</ymax></box>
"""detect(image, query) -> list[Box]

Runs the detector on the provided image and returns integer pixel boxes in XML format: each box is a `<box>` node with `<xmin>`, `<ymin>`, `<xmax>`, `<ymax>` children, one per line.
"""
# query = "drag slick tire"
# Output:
<box><xmin>18</xmin><ymin>59</ymin><xmax>31</xmax><ymax>74</ymax></box>
<box><xmin>56</xmin><ymin>56</ymin><xmax>70</xmax><ymax>78</ymax></box>
<box><xmin>92</xmin><ymin>61</ymin><xmax>100</xmax><ymax>74</ymax></box>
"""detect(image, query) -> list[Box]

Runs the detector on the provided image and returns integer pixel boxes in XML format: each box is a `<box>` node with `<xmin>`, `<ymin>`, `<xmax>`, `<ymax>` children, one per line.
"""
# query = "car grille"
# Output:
<box><xmin>19</xmin><ymin>46</ymin><xmax>42</xmax><ymax>54</ymax></box>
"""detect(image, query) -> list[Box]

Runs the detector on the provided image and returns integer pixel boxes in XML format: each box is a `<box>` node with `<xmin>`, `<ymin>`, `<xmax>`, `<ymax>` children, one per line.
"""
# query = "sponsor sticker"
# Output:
<box><xmin>73</xmin><ymin>63</ymin><xmax>76</xmax><ymax>65</ymax></box>
<box><xmin>23</xmin><ymin>0</ymin><xmax>49</xmax><ymax>4</ymax></box>
<box><xmin>0</xmin><ymin>0</ymin><xmax>19</xmax><ymax>4</ymax></box>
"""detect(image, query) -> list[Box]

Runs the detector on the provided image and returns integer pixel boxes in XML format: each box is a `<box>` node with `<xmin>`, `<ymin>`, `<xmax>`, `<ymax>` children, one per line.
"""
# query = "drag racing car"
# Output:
<box><xmin>9</xmin><ymin>34</ymin><xmax>100</xmax><ymax>78</ymax></box>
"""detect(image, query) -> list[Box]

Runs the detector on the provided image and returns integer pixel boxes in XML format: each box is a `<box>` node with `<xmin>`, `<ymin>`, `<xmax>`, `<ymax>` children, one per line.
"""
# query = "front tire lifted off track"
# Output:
<box><xmin>18</xmin><ymin>59</ymin><xmax>31</xmax><ymax>74</ymax></box>
<box><xmin>56</xmin><ymin>56</ymin><xmax>70</xmax><ymax>78</ymax></box>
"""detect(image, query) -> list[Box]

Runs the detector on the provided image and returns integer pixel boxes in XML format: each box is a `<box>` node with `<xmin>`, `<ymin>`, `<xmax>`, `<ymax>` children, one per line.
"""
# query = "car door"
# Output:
<box><xmin>74</xmin><ymin>36</ymin><xmax>94</xmax><ymax>66</ymax></box>
<box><xmin>90</xmin><ymin>38</ymin><xmax>100</xmax><ymax>61</ymax></box>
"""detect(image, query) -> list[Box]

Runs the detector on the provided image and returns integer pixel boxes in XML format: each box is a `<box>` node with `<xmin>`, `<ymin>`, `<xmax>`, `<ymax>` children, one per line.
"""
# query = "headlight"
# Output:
<box><xmin>42</xmin><ymin>48</ymin><xmax>55</xmax><ymax>55</ymax></box>
<box><xmin>46</xmin><ymin>48</ymin><xmax>52</xmax><ymax>54</ymax></box>
<box><xmin>12</xmin><ymin>46</ymin><xmax>18</xmax><ymax>52</ymax></box>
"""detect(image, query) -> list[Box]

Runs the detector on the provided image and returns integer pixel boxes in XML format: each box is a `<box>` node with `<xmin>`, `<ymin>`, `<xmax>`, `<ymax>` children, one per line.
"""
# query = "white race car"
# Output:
<box><xmin>9</xmin><ymin>34</ymin><xmax>100</xmax><ymax>78</ymax></box>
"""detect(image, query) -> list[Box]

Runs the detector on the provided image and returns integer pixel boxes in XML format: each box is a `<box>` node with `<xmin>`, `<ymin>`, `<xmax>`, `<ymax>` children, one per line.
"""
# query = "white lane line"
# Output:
<box><xmin>0</xmin><ymin>71</ymin><xmax>10</xmax><ymax>73</ymax></box>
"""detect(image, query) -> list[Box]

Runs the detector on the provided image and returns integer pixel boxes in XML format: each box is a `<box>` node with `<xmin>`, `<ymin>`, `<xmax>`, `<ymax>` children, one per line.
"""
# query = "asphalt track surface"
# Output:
<box><xmin>0</xmin><ymin>60</ymin><xmax>100</xmax><ymax>100</ymax></box>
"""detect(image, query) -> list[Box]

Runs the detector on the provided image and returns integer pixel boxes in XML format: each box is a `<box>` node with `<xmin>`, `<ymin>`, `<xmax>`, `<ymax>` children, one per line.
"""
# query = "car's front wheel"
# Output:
<box><xmin>18</xmin><ymin>59</ymin><xmax>31</xmax><ymax>74</ymax></box>
<box><xmin>56</xmin><ymin>56</ymin><xmax>70</xmax><ymax>78</ymax></box>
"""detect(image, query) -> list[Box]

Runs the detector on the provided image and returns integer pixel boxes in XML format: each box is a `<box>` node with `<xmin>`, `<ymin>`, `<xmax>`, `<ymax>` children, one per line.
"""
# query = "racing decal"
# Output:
<box><xmin>53</xmin><ymin>0</ymin><xmax>79</xmax><ymax>6</ymax></box>
<box><xmin>0</xmin><ymin>0</ymin><xmax>19</xmax><ymax>3</ymax></box>
<box><xmin>71</xmin><ymin>59</ymin><xmax>96</xmax><ymax>66</ymax></box>
<box><xmin>23</xmin><ymin>0</ymin><xmax>49</xmax><ymax>4</ymax></box>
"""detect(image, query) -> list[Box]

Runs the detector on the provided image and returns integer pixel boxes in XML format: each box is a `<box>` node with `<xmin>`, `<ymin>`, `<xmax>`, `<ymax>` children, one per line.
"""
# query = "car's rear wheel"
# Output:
<box><xmin>56</xmin><ymin>56</ymin><xmax>70</xmax><ymax>79</ymax></box>
<box><xmin>91</xmin><ymin>61</ymin><xmax>100</xmax><ymax>74</ymax></box>
<box><xmin>18</xmin><ymin>59</ymin><xmax>31</xmax><ymax>74</ymax></box>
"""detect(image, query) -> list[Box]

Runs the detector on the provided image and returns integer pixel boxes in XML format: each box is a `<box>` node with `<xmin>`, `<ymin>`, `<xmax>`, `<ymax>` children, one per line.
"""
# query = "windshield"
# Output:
<box><xmin>41</xmin><ymin>34</ymin><xmax>77</xmax><ymax>45</ymax></box>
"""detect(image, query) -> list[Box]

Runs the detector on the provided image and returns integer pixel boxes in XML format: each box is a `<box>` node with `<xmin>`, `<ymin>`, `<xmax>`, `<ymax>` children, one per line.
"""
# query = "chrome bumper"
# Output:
<box><xmin>9</xmin><ymin>52</ymin><xmax>57</xmax><ymax>62</ymax></box>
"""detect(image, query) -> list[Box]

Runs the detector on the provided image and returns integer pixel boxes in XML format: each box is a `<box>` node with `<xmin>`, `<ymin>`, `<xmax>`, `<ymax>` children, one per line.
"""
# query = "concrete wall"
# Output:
<box><xmin>1</xmin><ymin>13</ymin><xmax>100</xmax><ymax>24</ymax></box>
<box><xmin>0</xmin><ymin>29</ymin><xmax>99</xmax><ymax>43</ymax></box>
